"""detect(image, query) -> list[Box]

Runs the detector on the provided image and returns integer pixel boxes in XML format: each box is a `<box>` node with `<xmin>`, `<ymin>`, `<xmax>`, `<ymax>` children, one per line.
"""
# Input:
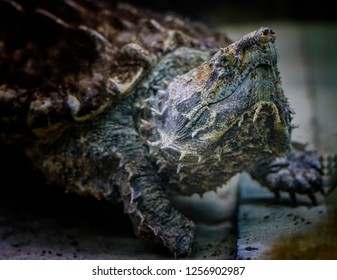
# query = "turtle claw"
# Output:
<box><xmin>288</xmin><ymin>190</ymin><xmax>297</xmax><ymax>206</ymax></box>
<box><xmin>307</xmin><ymin>191</ymin><xmax>317</xmax><ymax>206</ymax></box>
<box><xmin>325</xmin><ymin>155</ymin><xmax>337</xmax><ymax>196</ymax></box>
<box><xmin>318</xmin><ymin>186</ymin><xmax>325</xmax><ymax>196</ymax></box>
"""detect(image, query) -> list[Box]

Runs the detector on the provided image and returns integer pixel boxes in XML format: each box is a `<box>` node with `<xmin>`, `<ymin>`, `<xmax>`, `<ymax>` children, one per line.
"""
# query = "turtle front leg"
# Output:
<box><xmin>250</xmin><ymin>142</ymin><xmax>333</xmax><ymax>205</ymax></box>
<box><xmin>119</xmin><ymin>156</ymin><xmax>195</xmax><ymax>256</ymax></box>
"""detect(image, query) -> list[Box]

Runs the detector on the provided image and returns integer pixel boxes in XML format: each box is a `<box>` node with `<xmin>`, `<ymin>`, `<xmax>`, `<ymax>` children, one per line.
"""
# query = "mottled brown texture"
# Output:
<box><xmin>0</xmin><ymin>0</ymin><xmax>230</xmax><ymax>131</ymax></box>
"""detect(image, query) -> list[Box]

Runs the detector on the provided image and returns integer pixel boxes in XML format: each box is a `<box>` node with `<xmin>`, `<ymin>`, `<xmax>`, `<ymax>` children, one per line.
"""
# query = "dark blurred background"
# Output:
<box><xmin>10</xmin><ymin>0</ymin><xmax>337</xmax><ymax>25</ymax></box>
<box><xmin>124</xmin><ymin>0</ymin><xmax>336</xmax><ymax>26</ymax></box>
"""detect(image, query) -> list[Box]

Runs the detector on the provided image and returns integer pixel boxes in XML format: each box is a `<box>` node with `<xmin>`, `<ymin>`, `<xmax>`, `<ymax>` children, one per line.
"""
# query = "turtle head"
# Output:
<box><xmin>154</xmin><ymin>27</ymin><xmax>292</xmax><ymax>182</ymax></box>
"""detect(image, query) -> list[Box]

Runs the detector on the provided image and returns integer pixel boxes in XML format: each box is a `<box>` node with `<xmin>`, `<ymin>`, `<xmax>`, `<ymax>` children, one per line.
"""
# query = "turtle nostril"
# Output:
<box><xmin>262</xmin><ymin>28</ymin><xmax>275</xmax><ymax>36</ymax></box>
<box><xmin>263</xmin><ymin>29</ymin><xmax>270</xmax><ymax>35</ymax></box>
<box><xmin>258</xmin><ymin>27</ymin><xmax>276</xmax><ymax>44</ymax></box>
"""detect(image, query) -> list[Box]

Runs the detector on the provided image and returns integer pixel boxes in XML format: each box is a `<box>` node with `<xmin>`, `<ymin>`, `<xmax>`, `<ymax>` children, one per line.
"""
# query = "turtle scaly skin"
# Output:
<box><xmin>0</xmin><ymin>1</ymin><xmax>332</xmax><ymax>255</ymax></box>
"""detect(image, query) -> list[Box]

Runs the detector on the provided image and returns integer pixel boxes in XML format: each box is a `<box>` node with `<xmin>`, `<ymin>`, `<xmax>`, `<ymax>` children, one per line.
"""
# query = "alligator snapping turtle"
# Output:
<box><xmin>0</xmin><ymin>0</ymin><xmax>330</xmax><ymax>255</ymax></box>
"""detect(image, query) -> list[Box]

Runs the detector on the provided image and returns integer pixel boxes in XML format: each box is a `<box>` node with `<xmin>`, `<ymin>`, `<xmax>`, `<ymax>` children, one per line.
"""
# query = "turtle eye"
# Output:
<box><xmin>218</xmin><ymin>53</ymin><xmax>236</xmax><ymax>67</ymax></box>
<box><xmin>220</xmin><ymin>55</ymin><xmax>229</xmax><ymax>65</ymax></box>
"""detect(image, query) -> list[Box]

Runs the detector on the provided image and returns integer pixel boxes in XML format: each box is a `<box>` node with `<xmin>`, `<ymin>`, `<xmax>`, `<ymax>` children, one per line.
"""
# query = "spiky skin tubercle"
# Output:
<box><xmin>0</xmin><ymin>1</ymin><xmax>329</xmax><ymax>256</ymax></box>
